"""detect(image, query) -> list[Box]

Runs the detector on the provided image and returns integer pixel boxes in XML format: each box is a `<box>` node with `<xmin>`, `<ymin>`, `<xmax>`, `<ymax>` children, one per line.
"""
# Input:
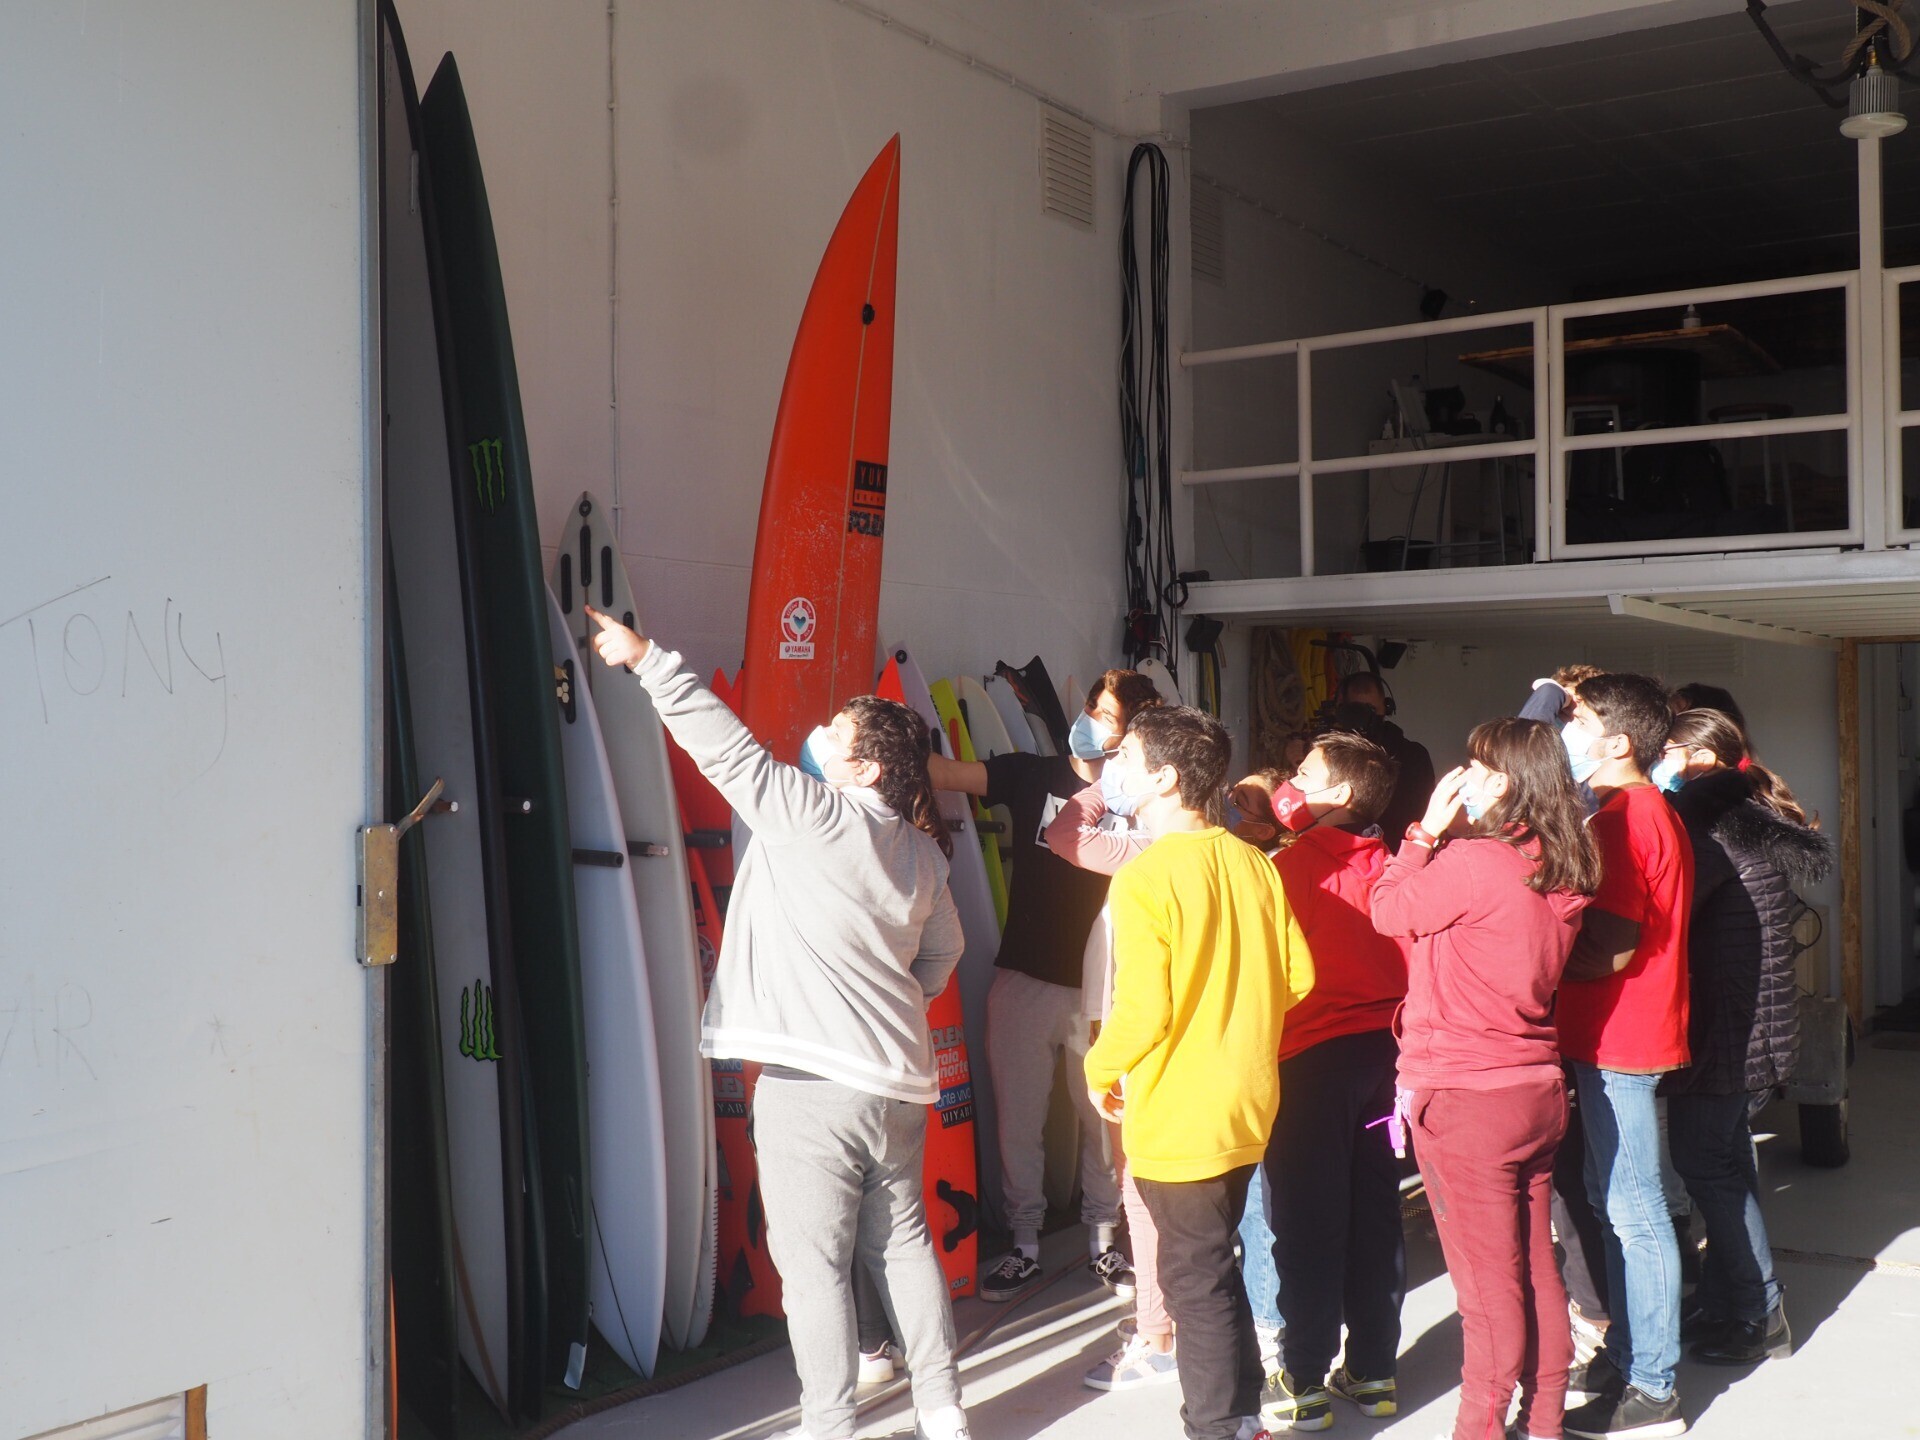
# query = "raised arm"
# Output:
<box><xmin>1043</xmin><ymin>782</ymin><xmax>1149</xmax><ymax>876</ymax></box>
<box><xmin>1370</xmin><ymin>839</ymin><xmax>1474</xmax><ymax>940</ymax></box>
<box><xmin>928</xmin><ymin>751</ymin><xmax>989</xmax><ymax>797</ymax></box>
<box><xmin>1083</xmin><ymin>869</ymin><xmax>1172</xmax><ymax>1098</ymax></box>
<box><xmin>585</xmin><ymin>606</ymin><xmax>838</xmax><ymax>842</ymax></box>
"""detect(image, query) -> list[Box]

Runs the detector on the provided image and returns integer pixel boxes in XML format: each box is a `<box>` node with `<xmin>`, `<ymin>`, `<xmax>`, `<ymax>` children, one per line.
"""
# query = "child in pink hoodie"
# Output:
<box><xmin>1371</xmin><ymin>718</ymin><xmax>1603</xmax><ymax>1440</ymax></box>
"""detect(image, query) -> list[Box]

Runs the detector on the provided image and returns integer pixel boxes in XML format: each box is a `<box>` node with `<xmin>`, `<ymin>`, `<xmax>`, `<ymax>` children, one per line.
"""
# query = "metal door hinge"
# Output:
<box><xmin>358</xmin><ymin>777</ymin><xmax>450</xmax><ymax>966</ymax></box>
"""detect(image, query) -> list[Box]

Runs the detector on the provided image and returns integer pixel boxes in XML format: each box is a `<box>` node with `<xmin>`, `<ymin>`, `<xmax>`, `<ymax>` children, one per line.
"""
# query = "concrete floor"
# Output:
<box><xmin>564</xmin><ymin>1046</ymin><xmax>1920</xmax><ymax>1440</ymax></box>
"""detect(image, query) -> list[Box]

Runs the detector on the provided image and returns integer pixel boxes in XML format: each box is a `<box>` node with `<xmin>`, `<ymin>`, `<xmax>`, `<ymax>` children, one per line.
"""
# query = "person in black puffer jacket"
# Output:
<box><xmin>1658</xmin><ymin>706</ymin><xmax>1832</xmax><ymax>1369</ymax></box>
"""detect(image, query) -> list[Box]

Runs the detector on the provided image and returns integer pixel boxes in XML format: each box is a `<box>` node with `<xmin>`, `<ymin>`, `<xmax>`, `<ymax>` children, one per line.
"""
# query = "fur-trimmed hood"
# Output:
<box><xmin>1673</xmin><ymin>767</ymin><xmax>1833</xmax><ymax>885</ymax></box>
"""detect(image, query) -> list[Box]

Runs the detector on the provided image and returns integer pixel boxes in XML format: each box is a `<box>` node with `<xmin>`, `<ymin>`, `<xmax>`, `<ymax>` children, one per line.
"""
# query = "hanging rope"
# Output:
<box><xmin>1748</xmin><ymin>0</ymin><xmax>1917</xmax><ymax>104</ymax></box>
<box><xmin>1120</xmin><ymin>142</ymin><xmax>1182</xmax><ymax>681</ymax></box>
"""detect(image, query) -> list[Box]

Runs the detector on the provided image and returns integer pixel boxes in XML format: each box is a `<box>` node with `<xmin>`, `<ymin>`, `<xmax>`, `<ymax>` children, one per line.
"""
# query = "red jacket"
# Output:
<box><xmin>1371</xmin><ymin>834</ymin><xmax>1590</xmax><ymax>1091</ymax></box>
<box><xmin>1273</xmin><ymin>825</ymin><xmax>1407</xmax><ymax>1061</ymax></box>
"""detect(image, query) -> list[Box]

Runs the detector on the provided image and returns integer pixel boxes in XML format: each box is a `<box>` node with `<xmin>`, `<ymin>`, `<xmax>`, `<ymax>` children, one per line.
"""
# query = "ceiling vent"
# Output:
<box><xmin>1039</xmin><ymin>106</ymin><xmax>1095</xmax><ymax>230</ymax></box>
<box><xmin>1191</xmin><ymin>181</ymin><xmax>1225</xmax><ymax>285</ymax></box>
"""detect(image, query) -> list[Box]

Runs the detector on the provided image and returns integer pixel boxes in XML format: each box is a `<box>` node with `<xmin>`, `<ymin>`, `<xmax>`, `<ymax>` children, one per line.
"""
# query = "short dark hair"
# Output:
<box><xmin>1313</xmin><ymin>732</ymin><xmax>1397</xmax><ymax>824</ymax></box>
<box><xmin>1574</xmin><ymin>672</ymin><xmax>1673</xmax><ymax>773</ymax></box>
<box><xmin>1127</xmin><ymin>705</ymin><xmax>1231</xmax><ymax>816</ymax></box>
<box><xmin>1089</xmin><ymin>669</ymin><xmax>1163</xmax><ymax>726</ymax></box>
<box><xmin>1672</xmin><ymin>682</ymin><xmax>1748</xmax><ymax>736</ymax></box>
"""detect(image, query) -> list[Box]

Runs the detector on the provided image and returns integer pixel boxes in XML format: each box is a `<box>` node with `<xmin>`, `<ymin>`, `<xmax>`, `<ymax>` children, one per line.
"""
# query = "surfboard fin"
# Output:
<box><xmin>935</xmin><ymin>1178</ymin><xmax>978</xmax><ymax>1255</ymax></box>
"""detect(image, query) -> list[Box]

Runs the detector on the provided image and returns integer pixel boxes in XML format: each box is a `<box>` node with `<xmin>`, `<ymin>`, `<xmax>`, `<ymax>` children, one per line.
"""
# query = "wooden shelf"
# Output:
<box><xmin>1458</xmin><ymin>323</ymin><xmax>1783</xmax><ymax>389</ymax></box>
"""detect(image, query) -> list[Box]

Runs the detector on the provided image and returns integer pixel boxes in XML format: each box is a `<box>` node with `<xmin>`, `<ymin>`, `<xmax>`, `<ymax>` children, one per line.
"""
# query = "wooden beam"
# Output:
<box><xmin>186</xmin><ymin>1386</ymin><xmax>208</xmax><ymax>1440</ymax></box>
<box><xmin>1838</xmin><ymin>639</ymin><xmax>1864</xmax><ymax>1030</ymax></box>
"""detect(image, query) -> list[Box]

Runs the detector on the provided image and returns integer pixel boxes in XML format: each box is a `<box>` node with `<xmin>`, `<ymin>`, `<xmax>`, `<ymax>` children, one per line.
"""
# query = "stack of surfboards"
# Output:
<box><xmin>381</xmin><ymin>11</ymin><xmax>718</xmax><ymax>1430</ymax></box>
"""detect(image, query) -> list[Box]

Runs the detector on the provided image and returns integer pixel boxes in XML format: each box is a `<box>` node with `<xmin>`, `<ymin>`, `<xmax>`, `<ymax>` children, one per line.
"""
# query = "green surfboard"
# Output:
<box><xmin>419</xmin><ymin>53</ymin><xmax>592</xmax><ymax>1405</ymax></box>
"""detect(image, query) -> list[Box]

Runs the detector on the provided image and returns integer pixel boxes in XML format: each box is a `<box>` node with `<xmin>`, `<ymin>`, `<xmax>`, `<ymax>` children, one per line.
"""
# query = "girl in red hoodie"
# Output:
<box><xmin>1371</xmin><ymin>718</ymin><xmax>1603</xmax><ymax>1440</ymax></box>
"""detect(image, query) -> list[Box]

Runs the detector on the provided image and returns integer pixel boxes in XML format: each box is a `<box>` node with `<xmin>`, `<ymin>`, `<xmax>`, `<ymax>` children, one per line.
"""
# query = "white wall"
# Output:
<box><xmin>394</xmin><ymin>0</ymin><xmax>1141</xmax><ymax>697</ymax></box>
<box><xmin>0</xmin><ymin>4</ymin><xmax>372</xmax><ymax>1438</ymax></box>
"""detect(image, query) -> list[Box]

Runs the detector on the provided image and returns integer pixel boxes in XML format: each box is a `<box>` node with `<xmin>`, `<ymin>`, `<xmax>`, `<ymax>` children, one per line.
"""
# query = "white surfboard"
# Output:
<box><xmin>983</xmin><ymin>674</ymin><xmax>1038</xmax><ymax>755</ymax></box>
<box><xmin>381</xmin><ymin>37</ymin><xmax>512</xmax><ymax>1413</ymax></box>
<box><xmin>556</xmin><ymin>494</ymin><xmax>717</xmax><ymax>1351</ymax></box>
<box><xmin>544</xmin><ymin>586</ymin><xmax>670</xmax><ymax>1378</ymax></box>
<box><xmin>1138</xmin><ymin>658</ymin><xmax>1180</xmax><ymax>707</ymax></box>
<box><xmin>893</xmin><ymin>648</ymin><xmax>1006</xmax><ymax>1228</ymax></box>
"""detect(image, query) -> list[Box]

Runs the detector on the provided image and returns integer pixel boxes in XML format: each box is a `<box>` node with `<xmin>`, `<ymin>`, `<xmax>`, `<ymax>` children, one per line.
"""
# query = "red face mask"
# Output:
<box><xmin>1271</xmin><ymin>780</ymin><xmax>1323</xmax><ymax>833</ymax></box>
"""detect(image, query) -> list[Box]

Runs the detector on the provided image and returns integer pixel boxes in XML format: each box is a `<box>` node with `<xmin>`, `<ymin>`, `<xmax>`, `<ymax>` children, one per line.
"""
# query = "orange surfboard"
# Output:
<box><xmin>737</xmin><ymin>136</ymin><xmax>900</xmax><ymax>761</ymax></box>
<box><xmin>878</xmin><ymin>659</ymin><xmax>980</xmax><ymax>1299</ymax></box>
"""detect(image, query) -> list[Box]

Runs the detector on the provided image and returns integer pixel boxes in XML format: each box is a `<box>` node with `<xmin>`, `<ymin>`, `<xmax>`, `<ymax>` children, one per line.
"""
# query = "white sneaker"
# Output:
<box><xmin>1083</xmin><ymin>1332</ymin><xmax>1180</xmax><ymax>1391</ymax></box>
<box><xmin>1234</xmin><ymin>1418</ymin><xmax>1272</xmax><ymax>1440</ymax></box>
<box><xmin>915</xmin><ymin>1403</ymin><xmax>971</xmax><ymax>1440</ymax></box>
<box><xmin>857</xmin><ymin>1341</ymin><xmax>899</xmax><ymax>1385</ymax></box>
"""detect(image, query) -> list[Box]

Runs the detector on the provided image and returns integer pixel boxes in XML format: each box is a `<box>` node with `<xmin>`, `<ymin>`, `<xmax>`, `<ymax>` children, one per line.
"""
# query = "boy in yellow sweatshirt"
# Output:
<box><xmin>1085</xmin><ymin>706</ymin><xmax>1314</xmax><ymax>1440</ymax></box>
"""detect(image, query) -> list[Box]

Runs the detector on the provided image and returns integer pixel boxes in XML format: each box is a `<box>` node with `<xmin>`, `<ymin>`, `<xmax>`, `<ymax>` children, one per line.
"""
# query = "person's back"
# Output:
<box><xmin>1082</xmin><ymin>705</ymin><xmax>1312</xmax><ymax>1440</ymax></box>
<box><xmin>585</xmin><ymin>607</ymin><xmax>971</xmax><ymax>1440</ymax></box>
<box><xmin>1100</xmin><ymin>828</ymin><xmax>1310</xmax><ymax>1178</ymax></box>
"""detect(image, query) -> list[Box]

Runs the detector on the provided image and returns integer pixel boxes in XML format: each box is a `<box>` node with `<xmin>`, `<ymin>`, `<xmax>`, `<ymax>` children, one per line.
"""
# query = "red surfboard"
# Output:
<box><xmin>877</xmin><ymin>659</ymin><xmax>979</xmax><ymax>1300</ymax></box>
<box><xmin>737</xmin><ymin>136</ymin><xmax>900</xmax><ymax>762</ymax></box>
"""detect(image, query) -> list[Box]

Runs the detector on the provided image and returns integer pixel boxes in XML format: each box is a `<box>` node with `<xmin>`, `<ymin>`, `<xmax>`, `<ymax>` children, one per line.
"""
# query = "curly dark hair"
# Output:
<box><xmin>842</xmin><ymin>695</ymin><xmax>952</xmax><ymax>857</ymax></box>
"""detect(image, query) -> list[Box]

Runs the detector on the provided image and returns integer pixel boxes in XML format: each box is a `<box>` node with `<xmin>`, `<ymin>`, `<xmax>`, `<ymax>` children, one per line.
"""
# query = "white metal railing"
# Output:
<box><xmin>1548</xmin><ymin>271</ymin><xmax>1858</xmax><ymax>560</ymax></box>
<box><xmin>1183</xmin><ymin>270</ymin><xmax>1867</xmax><ymax>574</ymax></box>
<box><xmin>1885</xmin><ymin>262</ymin><xmax>1920</xmax><ymax>544</ymax></box>
<box><xmin>1183</xmin><ymin>307</ymin><xmax>1550</xmax><ymax>575</ymax></box>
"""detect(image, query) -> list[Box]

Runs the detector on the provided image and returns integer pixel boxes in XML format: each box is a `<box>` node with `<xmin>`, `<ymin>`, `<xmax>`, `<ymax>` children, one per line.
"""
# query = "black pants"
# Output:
<box><xmin>1264</xmin><ymin>1029</ymin><xmax>1405</xmax><ymax>1384</ymax></box>
<box><xmin>1550</xmin><ymin>1062</ymin><xmax>1613</xmax><ymax>1323</ymax></box>
<box><xmin>1138</xmin><ymin>1164</ymin><xmax>1263</xmax><ymax>1440</ymax></box>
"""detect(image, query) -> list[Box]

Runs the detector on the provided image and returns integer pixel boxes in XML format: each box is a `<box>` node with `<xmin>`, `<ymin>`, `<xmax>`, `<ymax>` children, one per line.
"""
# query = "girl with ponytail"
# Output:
<box><xmin>1660</xmin><ymin>706</ymin><xmax>1830</xmax><ymax>1368</ymax></box>
<box><xmin>582</xmin><ymin>606</ymin><xmax>972</xmax><ymax>1440</ymax></box>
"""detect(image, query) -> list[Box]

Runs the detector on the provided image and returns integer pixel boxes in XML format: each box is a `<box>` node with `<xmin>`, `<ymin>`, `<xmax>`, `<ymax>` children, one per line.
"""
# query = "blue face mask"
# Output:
<box><xmin>1650</xmin><ymin>755</ymin><xmax>1685</xmax><ymax>793</ymax></box>
<box><xmin>1099</xmin><ymin>760</ymin><xmax>1140</xmax><ymax>817</ymax></box>
<box><xmin>1562</xmin><ymin>720</ymin><xmax>1602</xmax><ymax>785</ymax></box>
<box><xmin>1068</xmin><ymin>710</ymin><xmax>1118</xmax><ymax>762</ymax></box>
<box><xmin>799</xmin><ymin>723</ymin><xmax>844</xmax><ymax>782</ymax></box>
<box><xmin>1462</xmin><ymin>789</ymin><xmax>1489</xmax><ymax>824</ymax></box>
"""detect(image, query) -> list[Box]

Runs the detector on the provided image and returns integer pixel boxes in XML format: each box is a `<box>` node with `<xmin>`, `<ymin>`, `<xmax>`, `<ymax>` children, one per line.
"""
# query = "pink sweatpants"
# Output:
<box><xmin>1111</xmin><ymin>1121</ymin><xmax>1171</xmax><ymax>1338</ymax></box>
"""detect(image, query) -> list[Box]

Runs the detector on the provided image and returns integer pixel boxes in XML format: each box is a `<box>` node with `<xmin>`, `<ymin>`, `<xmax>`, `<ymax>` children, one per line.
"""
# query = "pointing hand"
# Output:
<box><xmin>584</xmin><ymin>603</ymin><xmax>652</xmax><ymax>670</ymax></box>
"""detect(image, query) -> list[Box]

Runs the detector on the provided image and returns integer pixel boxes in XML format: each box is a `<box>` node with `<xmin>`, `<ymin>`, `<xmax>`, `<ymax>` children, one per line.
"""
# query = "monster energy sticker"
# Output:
<box><xmin>469</xmin><ymin>437</ymin><xmax>505</xmax><ymax>513</ymax></box>
<box><xmin>459</xmin><ymin>978</ymin><xmax>503</xmax><ymax>1061</ymax></box>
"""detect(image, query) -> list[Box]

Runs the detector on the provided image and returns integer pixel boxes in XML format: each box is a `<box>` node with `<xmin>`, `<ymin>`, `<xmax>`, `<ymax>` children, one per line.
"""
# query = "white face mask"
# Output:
<box><xmin>799</xmin><ymin>723</ymin><xmax>848</xmax><ymax>783</ymax></box>
<box><xmin>1561</xmin><ymin>719</ymin><xmax>1603</xmax><ymax>785</ymax></box>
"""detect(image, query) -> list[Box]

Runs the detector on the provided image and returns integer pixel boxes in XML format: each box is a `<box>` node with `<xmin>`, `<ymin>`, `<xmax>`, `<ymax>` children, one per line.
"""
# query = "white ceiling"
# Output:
<box><xmin>1222</xmin><ymin>0</ymin><xmax>1920</xmax><ymax>293</ymax></box>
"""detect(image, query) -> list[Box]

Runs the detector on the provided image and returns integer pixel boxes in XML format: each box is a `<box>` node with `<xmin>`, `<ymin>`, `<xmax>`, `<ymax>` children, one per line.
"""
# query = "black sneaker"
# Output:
<box><xmin>1257</xmin><ymin>1370</ymin><xmax>1331</xmax><ymax>1432</ymax></box>
<box><xmin>1563</xmin><ymin>1384</ymin><xmax>1686</xmax><ymax>1439</ymax></box>
<box><xmin>979</xmin><ymin>1251</ymin><xmax>1042</xmax><ymax>1303</ymax></box>
<box><xmin>1690</xmin><ymin>1300</ymin><xmax>1790</xmax><ymax>1366</ymax></box>
<box><xmin>1565</xmin><ymin>1354</ymin><xmax>1625</xmax><ymax>1403</ymax></box>
<box><xmin>1088</xmin><ymin>1246</ymin><xmax>1136</xmax><ymax>1299</ymax></box>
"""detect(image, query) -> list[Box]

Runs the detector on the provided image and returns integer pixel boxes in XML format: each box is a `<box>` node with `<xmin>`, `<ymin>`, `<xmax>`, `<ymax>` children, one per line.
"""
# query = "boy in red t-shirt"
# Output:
<box><xmin>1558</xmin><ymin>674</ymin><xmax>1695</xmax><ymax>1440</ymax></box>
<box><xmin>1257</xmin><ymin>734</ymin><xmax>1410</xmax><ymax>1433</ymax></box>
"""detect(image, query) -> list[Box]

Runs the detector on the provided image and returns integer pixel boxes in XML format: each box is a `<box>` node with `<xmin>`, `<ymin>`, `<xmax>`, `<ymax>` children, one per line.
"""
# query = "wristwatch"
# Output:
<box><xmin>1403</xmin><ymin>822</ymin><xmax>1438</xmax><ymax>849</ymax></box>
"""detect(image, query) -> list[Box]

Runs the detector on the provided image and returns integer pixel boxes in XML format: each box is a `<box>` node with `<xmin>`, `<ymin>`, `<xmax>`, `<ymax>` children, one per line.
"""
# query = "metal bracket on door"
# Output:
<box><xmin>358</xmin><ymin>777</ymin><xmax>451</xmax><ymax>966</ymax></box>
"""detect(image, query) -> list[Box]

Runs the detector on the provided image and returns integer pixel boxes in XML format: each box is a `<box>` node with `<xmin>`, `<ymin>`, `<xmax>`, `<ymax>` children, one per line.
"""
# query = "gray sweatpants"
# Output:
<box><xmin>986</xmin><ymin>968</ymin><xmax>1121</xmax><ymax>1233</ymax></box>
<box><xmin>753</xmin><ymin>1074</ymin><xmax>962</xmax><ymax>1439</ymax></box>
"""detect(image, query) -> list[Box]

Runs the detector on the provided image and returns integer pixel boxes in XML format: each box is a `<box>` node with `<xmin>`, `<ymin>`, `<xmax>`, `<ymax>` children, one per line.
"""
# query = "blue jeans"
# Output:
<box><xmin>1571</xmin><ymin>1063</ymin><xmax>1680</xmax><ymax>1400</ymax></box>
<box><xmin>1668</xmin><ymin>1090</ymin><xmax>1780</xmax><ymax>1324</ymax></box>
<box><xmin>1239</xmin><ymin>1160</ymin><xmax>1283</xmax><ymax>1331</ymax></box>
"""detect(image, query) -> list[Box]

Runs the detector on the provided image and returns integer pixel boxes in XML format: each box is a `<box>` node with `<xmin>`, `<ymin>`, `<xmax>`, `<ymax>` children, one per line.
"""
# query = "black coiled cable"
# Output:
<box><xmin>1120</xmin><ymin>142</ymin><xmax>1181</xmax><ymax>682</ymax></box>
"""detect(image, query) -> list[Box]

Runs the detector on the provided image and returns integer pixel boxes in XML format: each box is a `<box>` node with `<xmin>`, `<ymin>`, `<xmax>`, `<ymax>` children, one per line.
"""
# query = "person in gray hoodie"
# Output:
<box><xmin>586</xmin><ymin>605</ymin><xmax>970</xmax><ymax>1440</ymax></box>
